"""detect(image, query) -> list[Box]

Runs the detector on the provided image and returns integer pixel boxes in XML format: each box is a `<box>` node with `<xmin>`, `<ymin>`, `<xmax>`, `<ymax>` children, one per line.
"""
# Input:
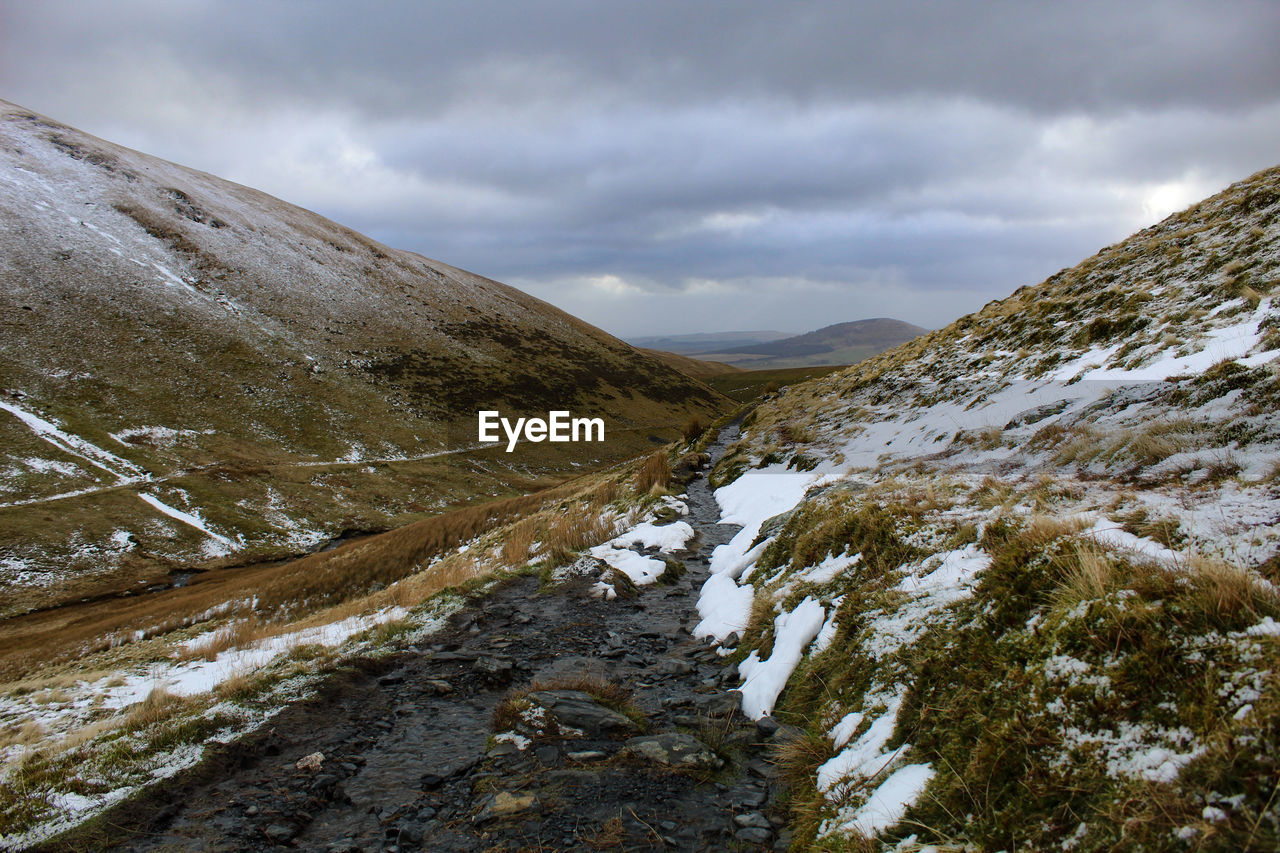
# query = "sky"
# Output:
<box><xmin>2</xmin><ymin>1</ymin><xmax>1279</xmax><ymax>338</ymax></box>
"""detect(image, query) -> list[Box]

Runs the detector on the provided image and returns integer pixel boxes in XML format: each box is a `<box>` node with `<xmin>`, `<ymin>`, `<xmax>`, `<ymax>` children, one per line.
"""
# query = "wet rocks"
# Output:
<box><xmin>264</xmin><ymin>823</ymin><xmax>296</xmax><ymax>843</ymax></box>
<box><xmin>472</xmin><ymin>655</ymin><xmax>515</xmax><ymax>684</ymax></box>
<box><xmin>522</xmin><ymin>690</ymin><xmax>640</xmax><ymax>737</ymax></box>
<box><xmin>694</xmin><ymin>691</ymin><xmax>743</xmax><ymax>718</ymax></box>
<box><xmin>473</xmin><ymin>791</ymin><xmax>541</xmax><ymax>825</ymax></box>
<box><xmin>623</xmin><ymin>733</ymin><xmax>724</xmax><ymax>771</ymax></box>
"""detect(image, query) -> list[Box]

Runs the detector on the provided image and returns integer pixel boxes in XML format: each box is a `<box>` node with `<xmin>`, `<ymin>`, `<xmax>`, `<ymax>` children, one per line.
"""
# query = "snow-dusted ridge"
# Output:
<box><xmin>693</xmin><ymin>164</ymin><xmax>1280</xmax><ymax>849</ymax></box>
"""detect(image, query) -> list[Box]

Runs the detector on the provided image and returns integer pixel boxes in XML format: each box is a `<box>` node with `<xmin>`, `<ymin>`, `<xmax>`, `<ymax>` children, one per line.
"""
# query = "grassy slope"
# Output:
<box><xmin>0</xmin><ymin>100</ymin><xmax>731</xmax><ymax>615</ymax></box>
<box><xmin>707</xmin><ymin>165</ymin><xmax>1280</xmax><ymax>850</ymax></box>
<box><xmin>636</xmin><ymin>347</ymin><xmax>743</xmax><ymax>379</ymax></box>
<box><xmin>706</xmin><ymin>365</ymin><xmax>847</xmax><ymax>403</ymax></box>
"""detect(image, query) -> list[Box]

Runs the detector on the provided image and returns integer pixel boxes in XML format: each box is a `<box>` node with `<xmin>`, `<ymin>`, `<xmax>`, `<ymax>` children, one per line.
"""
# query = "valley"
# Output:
<box><xmin>0</xmin><ymin>100</ymin><xmax>1278</xmax><ymax>853</ymax></box>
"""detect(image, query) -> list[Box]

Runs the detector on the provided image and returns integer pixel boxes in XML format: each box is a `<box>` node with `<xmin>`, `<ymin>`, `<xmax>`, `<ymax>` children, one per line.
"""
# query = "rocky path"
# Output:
<box><xmin>67</xmin><ymin>422</ymin><xmax>795</xmax><ymax>852</ymax></box>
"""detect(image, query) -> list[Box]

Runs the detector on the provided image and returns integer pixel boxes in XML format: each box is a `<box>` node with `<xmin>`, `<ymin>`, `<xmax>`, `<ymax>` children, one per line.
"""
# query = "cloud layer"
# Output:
<box><xmin>3</xmin><ymin>1</ymin><xmax>1278</xmax><ymax>335</ymax></box>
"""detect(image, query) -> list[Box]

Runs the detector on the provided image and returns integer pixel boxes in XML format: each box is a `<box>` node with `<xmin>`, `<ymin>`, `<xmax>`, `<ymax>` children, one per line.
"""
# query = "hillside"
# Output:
<box><xmin>688</xmin><ymin>165</ymin><xmax>1280</xmax><ymax>849</ymax></box>
<box><xmin>0</xmin><ymin>100</ymin><xmax>729</xmax><ymax>618</ymax></box>
<box><xmin>690</xmin><ymin>318</ymin><xmax>928</xmax><ymax>368</ymax></box>
<box><xmin>635</xmin><ymin>347</ymin><xmax>742</xmax><ymax>380</ymax></box>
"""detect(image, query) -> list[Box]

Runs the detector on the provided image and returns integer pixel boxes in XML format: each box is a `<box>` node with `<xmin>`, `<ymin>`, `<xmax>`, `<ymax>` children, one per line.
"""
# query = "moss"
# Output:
<box><xmin>756</xmin><ymin>495</ymin><xmax>920</xmax><ymax>578</ymax></box>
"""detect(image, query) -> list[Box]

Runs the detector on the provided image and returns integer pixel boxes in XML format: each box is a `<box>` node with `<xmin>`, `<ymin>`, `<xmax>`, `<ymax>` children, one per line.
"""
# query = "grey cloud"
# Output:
<box><xmin>5</xmin><ymin>1</ymin><xmax>1280</xmax><ymax>117</ymax></box>
<box><xmin>2</xmin><ymin>1</ymin><xmax>1278</xmax><ymax>336</ymax></box>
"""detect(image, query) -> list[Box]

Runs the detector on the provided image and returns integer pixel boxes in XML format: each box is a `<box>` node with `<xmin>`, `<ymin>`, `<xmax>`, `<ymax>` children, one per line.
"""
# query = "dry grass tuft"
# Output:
<box><xmin>123</xmin><ymin>686</ymin><xmax>188</xmax><ymax>730</ymax></box>
<box><xmin>584</xmin><ymin>816</ymin><xmax>628</xmax><ymax>850</ymax></box>
<box><xmin>175</xmin><ymin>616</ymin><xmax>268</xmax><ymax>662</ymax></box>
<box><xmin>0</xmin><ymin>720</ymin><xmax>46</xmax><ymax>753</ymax></box>
<box><xmin>528</xmin><ymin>673</ymin><xmax>635</xmax><ymax>709</ymax></box>
<box><xmin>1184</xmin><ymin>554</ymin><xmax>1280</xmax><ymax>624</ymax></box>
<box><xmin>682</xmin><ymin>415</ymin><xmax>707</xmax><ymax>443</ymax></box>
<box><xmin>500</xmin><ymin>517</ymin><xmax>539</xmax><ymax>567</ymax></box>
<box><xmin>1052</xmin><ymin>543</ymin><xmax>1116</xmax><ymax>607</ymax></box>
<box><xmin>635</xmin><ymin>452</ymin><xmax>671</xmax><ymax>493</ymax></box>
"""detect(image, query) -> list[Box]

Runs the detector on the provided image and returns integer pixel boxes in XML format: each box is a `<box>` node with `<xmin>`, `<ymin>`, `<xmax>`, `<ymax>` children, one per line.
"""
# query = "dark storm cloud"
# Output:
<box><xmin>2</xmin><ymin>1</ymin><xmax>1279</xmax><ymax>335</ymax></box>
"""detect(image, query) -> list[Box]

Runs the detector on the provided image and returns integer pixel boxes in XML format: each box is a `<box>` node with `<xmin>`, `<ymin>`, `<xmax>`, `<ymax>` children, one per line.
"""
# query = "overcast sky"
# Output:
<box><xmin>3</xmin><ymin>1</ymin><xmax>1279</xmax><ymax>337</ymax></box>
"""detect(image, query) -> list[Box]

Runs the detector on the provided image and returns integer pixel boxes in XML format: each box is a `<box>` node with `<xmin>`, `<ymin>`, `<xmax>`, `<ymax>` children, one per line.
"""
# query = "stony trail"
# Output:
<box><xmin>58</xmin><ymin>423</ymin><xmax>796</xmax><ymax>852</ymax></box>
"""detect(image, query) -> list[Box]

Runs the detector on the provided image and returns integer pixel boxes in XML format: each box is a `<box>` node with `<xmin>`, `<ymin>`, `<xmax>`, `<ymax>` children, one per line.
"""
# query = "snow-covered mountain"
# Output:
<box><xmin>694</xmin><ymin>165</ymin><xmax>1280</xmax><ymax>848</ymax></box>
<box><xmin>0</xmin><ymin>100</ymin><xmax>727</xmax><ymax>616</ymax></box>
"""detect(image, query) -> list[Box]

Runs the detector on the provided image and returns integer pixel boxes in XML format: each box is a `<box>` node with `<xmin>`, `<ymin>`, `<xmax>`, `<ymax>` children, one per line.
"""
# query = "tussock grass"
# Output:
<box><xmin>635</xmin><ymin>451</ymin><xmax>671</xmax><ymax>494</ymax></box>
<box><xmin>1050</xmin><ymin>542</ymin><xmax>1115</xmax><ymax>608</ymax></box>
<box><xmin>122</xmin><ymin>686</ymin><xmax>189</xmax><ymax>730</ymax></box>
<box><xmin>682</xmin><ymin>415</ymin><xmax>707</xmax><ymax>443</ymax></box>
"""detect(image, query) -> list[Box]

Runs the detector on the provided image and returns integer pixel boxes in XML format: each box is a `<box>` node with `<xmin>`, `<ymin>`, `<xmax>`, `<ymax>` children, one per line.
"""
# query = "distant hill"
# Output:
<box><xmin>689</xmin><ymin>318</ymin><xmax>928</xmax><ymax>368</ymax></box>
<box><xmin>626</xmin><ymin>330</ymin><xmax>792</xmax><ymax>354</ymax></box>
<box><xmin>636</xmin><ymin>348</ymin><xmax>743</xmax><ymax>380</ymax></box>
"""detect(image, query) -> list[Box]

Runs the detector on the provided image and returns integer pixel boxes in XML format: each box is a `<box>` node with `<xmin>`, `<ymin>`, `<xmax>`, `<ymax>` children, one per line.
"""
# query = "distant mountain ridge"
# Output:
<box><xmin>626</xmin><ymin>330</ymin><xmax>793</xmax><ymax>354</ymax></box>
<box><xmin>727</xmin><ymin>317</ymin><xmax>928</xmax><ymax>358</ymax></box>
<box><xmin>668</xmin><ymin>317</ymin><xmax>928</xmax><ymax>368</ymax></box>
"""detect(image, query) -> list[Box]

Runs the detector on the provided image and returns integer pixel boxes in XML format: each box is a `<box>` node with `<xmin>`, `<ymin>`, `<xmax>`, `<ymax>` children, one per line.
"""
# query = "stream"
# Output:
<box><xmin>56</xmin><ymin>421</ymin><xmax>794</xmax><ymax>852</ymax></box>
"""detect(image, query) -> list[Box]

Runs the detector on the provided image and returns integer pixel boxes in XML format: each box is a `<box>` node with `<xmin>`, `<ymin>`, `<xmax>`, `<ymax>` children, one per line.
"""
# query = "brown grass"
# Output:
<box><xmin>500</xmin><ymin>517</ymin><xmax>539</xmax><ymax>567</ymax></box>
<box><xmin>0</xmin><ymin>472</ymin><xmax>624</xmax><ymax>681</ymax></box>
<box><xmin>584</xmin><ymin>816</ymin><xmax>627</xmax><ymax>850</ymax></box>
<box><xmin>635</xmin><ymin>452</ymin><xmax>671</xmax><ymax>493</ymax></box>
<box><xmin>682</xmin><ymin>415</ymin><xmax>707</xmax><ymax>443</ymax></box>
<box><xmin>123</xmin><ymin>687</ymin><xmax>188</xmax><ymax>730</ymax></box>
<box><xmin>174</xmin><ymin>616</ymin><xmax>267</xmax><ymax>662</ymax></box>
<box><xmin>1184</xmin><ymin>554</ymin><xmax>1280</xmax><ymax>624</ymax></box>
<box><xmin>492</xmin><ymin>673</ymin><xmax>640</xmax><ymax>735</ymax></box>
<box><xmin>1052</xmin><ymin>543</ymin><xmax>1115</xmax><ymax>607</ymax></box>
<box><xmin>0</xmin><ymin>720</ymin><xmax>46</xmax><ymax>753</ymax></box>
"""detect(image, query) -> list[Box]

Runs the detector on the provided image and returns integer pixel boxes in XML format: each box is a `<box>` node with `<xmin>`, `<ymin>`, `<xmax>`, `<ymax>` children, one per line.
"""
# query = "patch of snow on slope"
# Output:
<box><xmin>817</xmin><ymin>694</ymin><xmax>906</xmax><ymax>793</ymax></box>
<box><xmin>1081</xmin><ymin>299</ymin><xmax>1279</xmax><ymax>381</ymax></box>
<box><xmin>832</xmin><ymin>763</ymin><xmax>936</xmax><ymax>837</ymax></box>
<box><xmin>695</xmin><ymin>539</ymin><xmax>769</xmax><ymax>642</ymax></box>
<box><xmin>137</xmin><ymin>493</ymin><xmax>235</xmax><ymax>549</ymax></box>
<box><xmin>694</xmin><ymin>466</ymin><xmax>817</xmax><ymax>642</ymax></box>
<box><xmin>588</xmin><ymin>547</ymin><xmax>667</xmax><ymax>585</ymax></box>
<box><xmin>0</xmin><ymin>399</ymin><xmax>145</xmax><ymax>481</ymax></box>
<box><xmin>1080</xmin><ymin>516</ymin><xmax>1182</xmax><ymax>564</ymax></box>
<box><xmin>737</xmin><ymin>596</ymin><xmax>827</xmax><ymax>718</ymax></box>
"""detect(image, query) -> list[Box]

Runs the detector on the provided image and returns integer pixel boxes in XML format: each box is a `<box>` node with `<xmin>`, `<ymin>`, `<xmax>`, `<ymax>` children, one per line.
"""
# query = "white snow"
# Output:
<box><xmin>800</xmin><ymin>552</ymin><xmax>861</xmax><ymax>585</ymax></box>
<box><xmin>605</xmin><ymin>520</ymin><xmax>694</xmax><ymax>552</ymax></box>
<box><xmin>1081</xmin><ymin>517</ymin><xmax>1181</xmax><ymax>564</ymax></box>
<box><xmin>1079</xmin><ymin>300</ymin><xmax>1278</xmax><ymax>382</ymax></box>
<box><xmin>115</xmin><ymin>607</ymin><xmax>408</xmax><ymax>702</ymax></box>
<box><xmin>736</xmin><ymin>596</ymin><xmax>827</xmax><ymax>718</ymax></box>
<box><xmin>1245</xmin><ymin>617</ymin><xmax>1280</xmax><ymax>637</ymax></box>
<box><xmin>894</xmin><ymin>544</ymin><xmax>991</xmax><ymax>594</ymax></box>
<box><xmin>833</xmin><ymin>763</ymin><xmax>936</xmax><ymax>837</ymax></box>
<box><xmin>694</xmin><ymin>570</ymin><xmax>757</xmax><ymax>642</ymax></box>
<box><xmin>587</xmin><ymin>546</ymin><xmax>667</xmax><ymax>585</ymax></box>
<box><xmin>828</xmin><ymin>711</ymin><xmax>865</xmax><ymax>750</ymax></box>
<box><xmin>137</xmin><ymin>493</ymin><xmax>235</xmax><ymax>548</ymax></box>
<box><xmin>0</xmin><ymin>398</ymin><xmax>145</xmax><ymax>481</ymax></box>
<box><xmin>694</xmin><ymin>466</ymin><xmax>817</xmax><ymax>642</ymax></box>
<box><xmin>817</xmin><ymin>695</ymin><xmax>906</xmax><ymax>793</ymax></box>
